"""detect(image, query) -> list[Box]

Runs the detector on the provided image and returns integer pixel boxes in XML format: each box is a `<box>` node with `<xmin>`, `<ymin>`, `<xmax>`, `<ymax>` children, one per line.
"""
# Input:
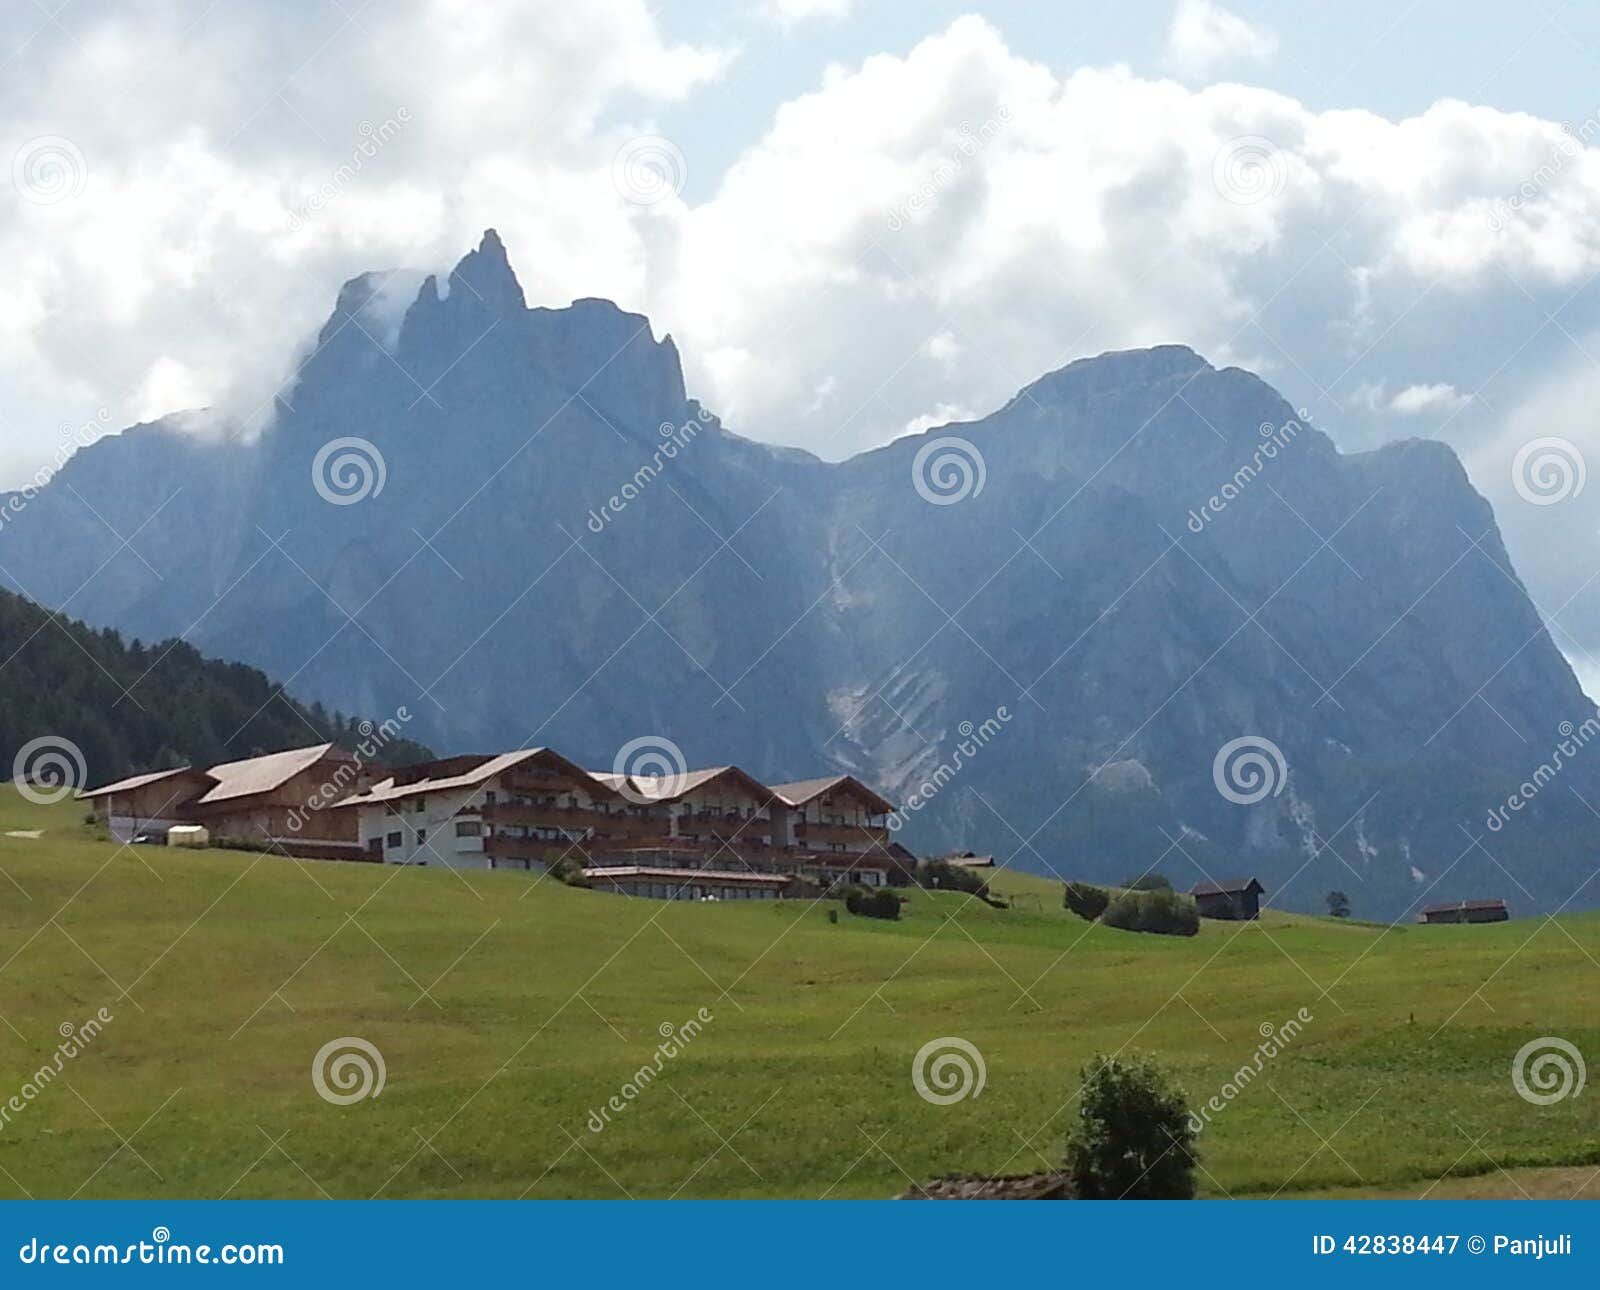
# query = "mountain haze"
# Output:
<box><xmin>4</xmin><ymin>231</ymin><xmax>1596</xmax><ymax>917</ymax></box>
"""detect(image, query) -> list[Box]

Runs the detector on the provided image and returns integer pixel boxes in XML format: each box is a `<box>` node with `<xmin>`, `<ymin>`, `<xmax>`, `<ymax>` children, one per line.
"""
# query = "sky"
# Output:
<box><xmin>8</xmin><ymin>0</ymin><xmax>1600</xmax><ymax>690</ymax></box>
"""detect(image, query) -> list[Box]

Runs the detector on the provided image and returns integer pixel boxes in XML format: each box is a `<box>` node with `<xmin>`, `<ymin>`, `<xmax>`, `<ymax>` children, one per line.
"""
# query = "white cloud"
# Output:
<box><xmin>1164</xmin><ymin>0</ymin><xmax>1278</xmax><ymax>78</ymax></box>
<box><xmin>901</xmin><ymin>403</ymin><xmax>979</xmax><ymax>437</ymax></box>
<box><xmin>1389</xmin><ymin>382</ymin><xmax>1470</xmax><ymax>415</ymax></box>
<box><xmin>11</xmin><ymin>11</ymin><xmax>1600</xmax><ymax>676</ymax></box>
<box><xmin>0</xmin><ymin>0</ymin><xmax>727</xmax><ymax>475</ymax></box>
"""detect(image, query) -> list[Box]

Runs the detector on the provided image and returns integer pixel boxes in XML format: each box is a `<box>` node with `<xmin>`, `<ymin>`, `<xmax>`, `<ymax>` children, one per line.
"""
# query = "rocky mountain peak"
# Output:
<box><xmin>3</xmin><ymin>237</ymin><xmax>1594</xmax><ymax>918</ymax></box>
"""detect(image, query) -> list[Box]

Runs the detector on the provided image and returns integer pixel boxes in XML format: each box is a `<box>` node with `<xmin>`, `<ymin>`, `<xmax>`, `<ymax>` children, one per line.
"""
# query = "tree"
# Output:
<box><xmin>1065</xmin><ymin>1054</ymin><xmax>1197</xmax><ymax>1199</ymax></box>
<box><xmin>1063</xmin><ymin>880</ymin><xmax>1111</xmax><ymax>921</ymax></box>
<box><xmin>1101</xmin><ymin>886</ymin><xmax>1200</xmax><ymax>936</ymax></box>
<box><xmin>1326</xmin><ymin>890</ymin><xmax>1351</xmax><ymax>918</ymax></box>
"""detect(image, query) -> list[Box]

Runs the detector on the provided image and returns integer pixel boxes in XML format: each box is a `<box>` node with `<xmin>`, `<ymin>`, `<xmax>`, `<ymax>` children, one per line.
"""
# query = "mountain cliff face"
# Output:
<box><xmin>4</xmin><ymin>231</ymin><xmax>1596</xmax><ymax>916</ymax></box>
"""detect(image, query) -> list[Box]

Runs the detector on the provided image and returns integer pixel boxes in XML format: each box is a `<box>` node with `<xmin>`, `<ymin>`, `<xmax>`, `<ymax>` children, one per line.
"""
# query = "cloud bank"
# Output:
<box><xmin>7</xmin><ymin>6</ymin><xmax>1600</xmax><ymax>689</ymax></box>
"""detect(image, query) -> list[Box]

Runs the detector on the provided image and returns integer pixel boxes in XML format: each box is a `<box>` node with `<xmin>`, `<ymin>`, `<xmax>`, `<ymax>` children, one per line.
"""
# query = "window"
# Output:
<box><xmin>417</xmin><ymin>828</ymin><xmax>427</xmax><ymax>845</ymax></box>
<box><xmin>367</xmin><ymin>837</ymin><xmax>383</xmax><ymax>855</ymax></box>
<box><xmin>484</xmin><ymin>790</ymin><xmax>496</xmax><ymax>805</ymax></box>
<box><xmin>386</xmin><ymin>832</ymin><xmax>402</xmax><ymax>848</ymax></box>
<box><xmin>455</xmin><ymin>820</ymin><xmax>482</xmax><ymax>837</ymax></box>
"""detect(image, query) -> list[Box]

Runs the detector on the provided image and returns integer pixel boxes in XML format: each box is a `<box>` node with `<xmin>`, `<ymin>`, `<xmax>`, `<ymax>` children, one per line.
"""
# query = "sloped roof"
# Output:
<box><xmin>1191</xmin><ymin>878</ymin><xmax>1265</xmax><ymax>897</ymax></box>
<box><xmin>1421</xmin><ymin>898</ymin><xmax>1507</xmax><ymax>915</ymax></box>
<box><xmin>80</xmin><ymin>765</ymin><xmax>213</xmax><ymax>800</ymax></box>
<box><xmin>590</xmin><ymin>765</ymin><xmax>773</xmax><ymax>804</ymax></box>
<box><xmin>770</xmin><ymin>774</ymin><xmax>893</xmax><ymax>814</ymax></box>
<box><xmin>196</xmin><ymin>743</ymin><xmax>348</xmax><ymax>804</ymax></box>
<box><xmin>342</xmin><ymin>747</ymin><xmax>605</xmax><ymax>807</ymax></box>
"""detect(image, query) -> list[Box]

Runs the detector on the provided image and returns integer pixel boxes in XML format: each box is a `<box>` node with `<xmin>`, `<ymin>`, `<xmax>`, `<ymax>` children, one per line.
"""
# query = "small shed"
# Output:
<box><xmin>167</xmin><ymin>824</ymin><xmax>210</xmax><ymax>849</ymax></box>
<box><xmin>947</xmin><ymin>852</ymin><xmax>995</xmax><ymax>869</ymax></box>
<box><xmin>1191</xmin><ymin>877</ymin><xmax>1265</xmax><ymax>921</ymax></box>
<box><xmin>1419</xmin><ymin>899</ymin><xmax>1508</xmax><ymax>925</ymax></box>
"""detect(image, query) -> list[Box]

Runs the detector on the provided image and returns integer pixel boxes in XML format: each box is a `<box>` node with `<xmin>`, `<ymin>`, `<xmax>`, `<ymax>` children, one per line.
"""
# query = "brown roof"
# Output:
<box><xmin>80</xmin><ymin>765</ymin><xmax>215</xmax><ymax>800</ymax></box>
<box><xmin>1421</xmin><ymin>899</ymin><xmax>1507</xmax><ymax>915</ymax></box>
<box><xmin>195</xmin><ymin>743</ymin><xmax>351</xmax><ymax>805</ymax></box>
<box><xmin>1191</xmin><ymin>878</ymin><xmax>1265</xmax><ymax>897</ymax></box>
<box><xmin>344</xmin><ymin>748</ymin><xmax>607</xmax><ymax>807</ymax></box>
<box><xmin>769</xmin><ymin>773</ymin><xmax>894</xmax><ymax>814</ymax></box>
<box><xmin>590</xmin><ymin>765</ymin><xmax>774</xmax><ymax>804</ymax></box>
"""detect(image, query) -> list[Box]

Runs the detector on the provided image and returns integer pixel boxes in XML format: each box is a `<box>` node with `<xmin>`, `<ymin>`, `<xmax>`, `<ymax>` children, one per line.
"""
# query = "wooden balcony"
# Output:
<box><xmin>483</xmin><ymin>834</ymin><xmax>568</xmax><ymax>863</ymax></box>
<box><xmin>793</xmin><ymin>820</ymin><xmax>890</xmax><ymax>849</ymax></box>
<box><xmin>676</xmin><ymin>811</ymin><xmax>768</xmax><ymax>842</ymax></box>
<box><xmin>500</xmin><ymin>772</ymin><xmax>594</xmax><ymax>795</ymax></box>
<box><xmin>480</xmin><ymin>801</ymin><xmax>661</xmax><ymax>837</ymax></box>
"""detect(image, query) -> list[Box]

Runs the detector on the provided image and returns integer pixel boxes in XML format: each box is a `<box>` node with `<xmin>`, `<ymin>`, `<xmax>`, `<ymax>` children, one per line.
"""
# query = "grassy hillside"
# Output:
<box><xmin>1</xmin><ymin>787</ymin><xmax>1596</xmax><ymax>1199</ymax></box>
<box><xmin>0</xmin><ymin>585</ymin><xmax>432</xmax><ymax>788</ymax></box>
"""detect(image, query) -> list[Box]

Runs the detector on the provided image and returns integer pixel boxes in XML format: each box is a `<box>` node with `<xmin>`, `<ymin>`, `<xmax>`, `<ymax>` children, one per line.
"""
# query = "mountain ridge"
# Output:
<box><xmin>3</xmin><ymin>230</ymin><xmax>1594</xmax><ymax>918</ymax></box>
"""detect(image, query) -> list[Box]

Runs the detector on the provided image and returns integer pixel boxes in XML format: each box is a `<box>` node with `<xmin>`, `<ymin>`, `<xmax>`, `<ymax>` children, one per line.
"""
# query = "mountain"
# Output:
<box><xmin>0</xmin><ymin>586</ymin><xmax>433</xmax><ymax>789</ymax></box>
<box><xmin>2</xmin><ymin>230</ymin><xmax>1596</xmax><ymax>916</ymax></box>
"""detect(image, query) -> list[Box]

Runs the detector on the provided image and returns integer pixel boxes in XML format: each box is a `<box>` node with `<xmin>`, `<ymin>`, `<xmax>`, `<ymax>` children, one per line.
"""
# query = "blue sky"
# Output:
<box><xmin>644</xmin><ymin>0</ymin><xmax>1600</xmax><ymax>201</ymax></box>
<box><xmin>7</xmin><ymin>1</ymin><xmax>1600</xmax><ymax>688</ymax></box>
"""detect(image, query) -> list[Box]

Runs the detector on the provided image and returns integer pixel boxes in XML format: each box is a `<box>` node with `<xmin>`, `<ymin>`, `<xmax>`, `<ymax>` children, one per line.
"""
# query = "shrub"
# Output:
<box><xmin>845</xmin><ymin>886</ymin><xmax>901</xmax><ymax>920</ymax></box>
<box><xmin>1120</xmin><ymin>872</ymin><xmax>1173</xmax><ymax>892</ymax></box>
<box><xmin>549</xmin><ymin>855</ymin><xmax>590</xmax><ymax>888</ymax></box>
<box><xmin>1065</xmin><ymin>1054</ymin><xmax>1197</xmax><ymax>1199</ymax></box>
<box><xmin>1063</xmin><ymin>881</ymin><xmax>1111</xmax><ymax>921</ymax></box>
<box><xmin>1101</xmin><ymin>887</ymin><xmax>1199</xmax><ymax>937</ymax></box>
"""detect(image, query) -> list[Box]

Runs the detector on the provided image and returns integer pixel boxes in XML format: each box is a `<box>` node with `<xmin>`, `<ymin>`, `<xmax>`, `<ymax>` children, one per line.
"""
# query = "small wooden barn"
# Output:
<box><xmin>1191</xmin><ymin>877</ymin><xmax>1265</xmax><ymax>921</ymax></box>
<box><xmin>1419</xmin><ymin>899</ymin><xmax>1508</xmax><ymax>925</ymax></box>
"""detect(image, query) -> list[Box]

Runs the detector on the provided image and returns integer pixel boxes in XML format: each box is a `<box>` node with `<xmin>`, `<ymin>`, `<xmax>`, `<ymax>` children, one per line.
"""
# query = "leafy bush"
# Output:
<box><xmin>845</xmin><ymin>886</ymin><xmax>901</xmax><ymax>920</ymax></box>
<box><xmin>1063</xmin><ymin>881</ymin><xmax>1111</xmax><ymax>921</ymax></box>
<box><xmin>1101</xmin><ymin>887</ymin><xmax>1199</xmax><ymax>937</ymax></box>
<box><xmin>1065</xmin><ymin>1054</ymin><xmax>1197</xmax><ymax>1199</ymax></box>
<box><xmin>1120</xmin><ymin>872</ymin><xmax>1173</xmax><ymax>892</ymax></box>
<box><xmin>549</xmin><ymin>854</ymin><xmax>590</xmax><ymax>888</ymax></box>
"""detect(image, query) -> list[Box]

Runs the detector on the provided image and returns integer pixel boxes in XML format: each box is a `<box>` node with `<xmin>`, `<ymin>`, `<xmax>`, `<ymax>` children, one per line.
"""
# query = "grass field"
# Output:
<box><xmin>1</xmin><ymin>786</ymin><xmax>1597</xmax><ymax>1199</ymax></box>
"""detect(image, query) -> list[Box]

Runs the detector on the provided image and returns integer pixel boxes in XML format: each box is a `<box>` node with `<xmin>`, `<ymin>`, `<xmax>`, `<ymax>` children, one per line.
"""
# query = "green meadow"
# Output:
<box><xmin>0</xmin><ymin>786</ymin><xmax>1596</xmax><ymax>1199</ymax></box>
